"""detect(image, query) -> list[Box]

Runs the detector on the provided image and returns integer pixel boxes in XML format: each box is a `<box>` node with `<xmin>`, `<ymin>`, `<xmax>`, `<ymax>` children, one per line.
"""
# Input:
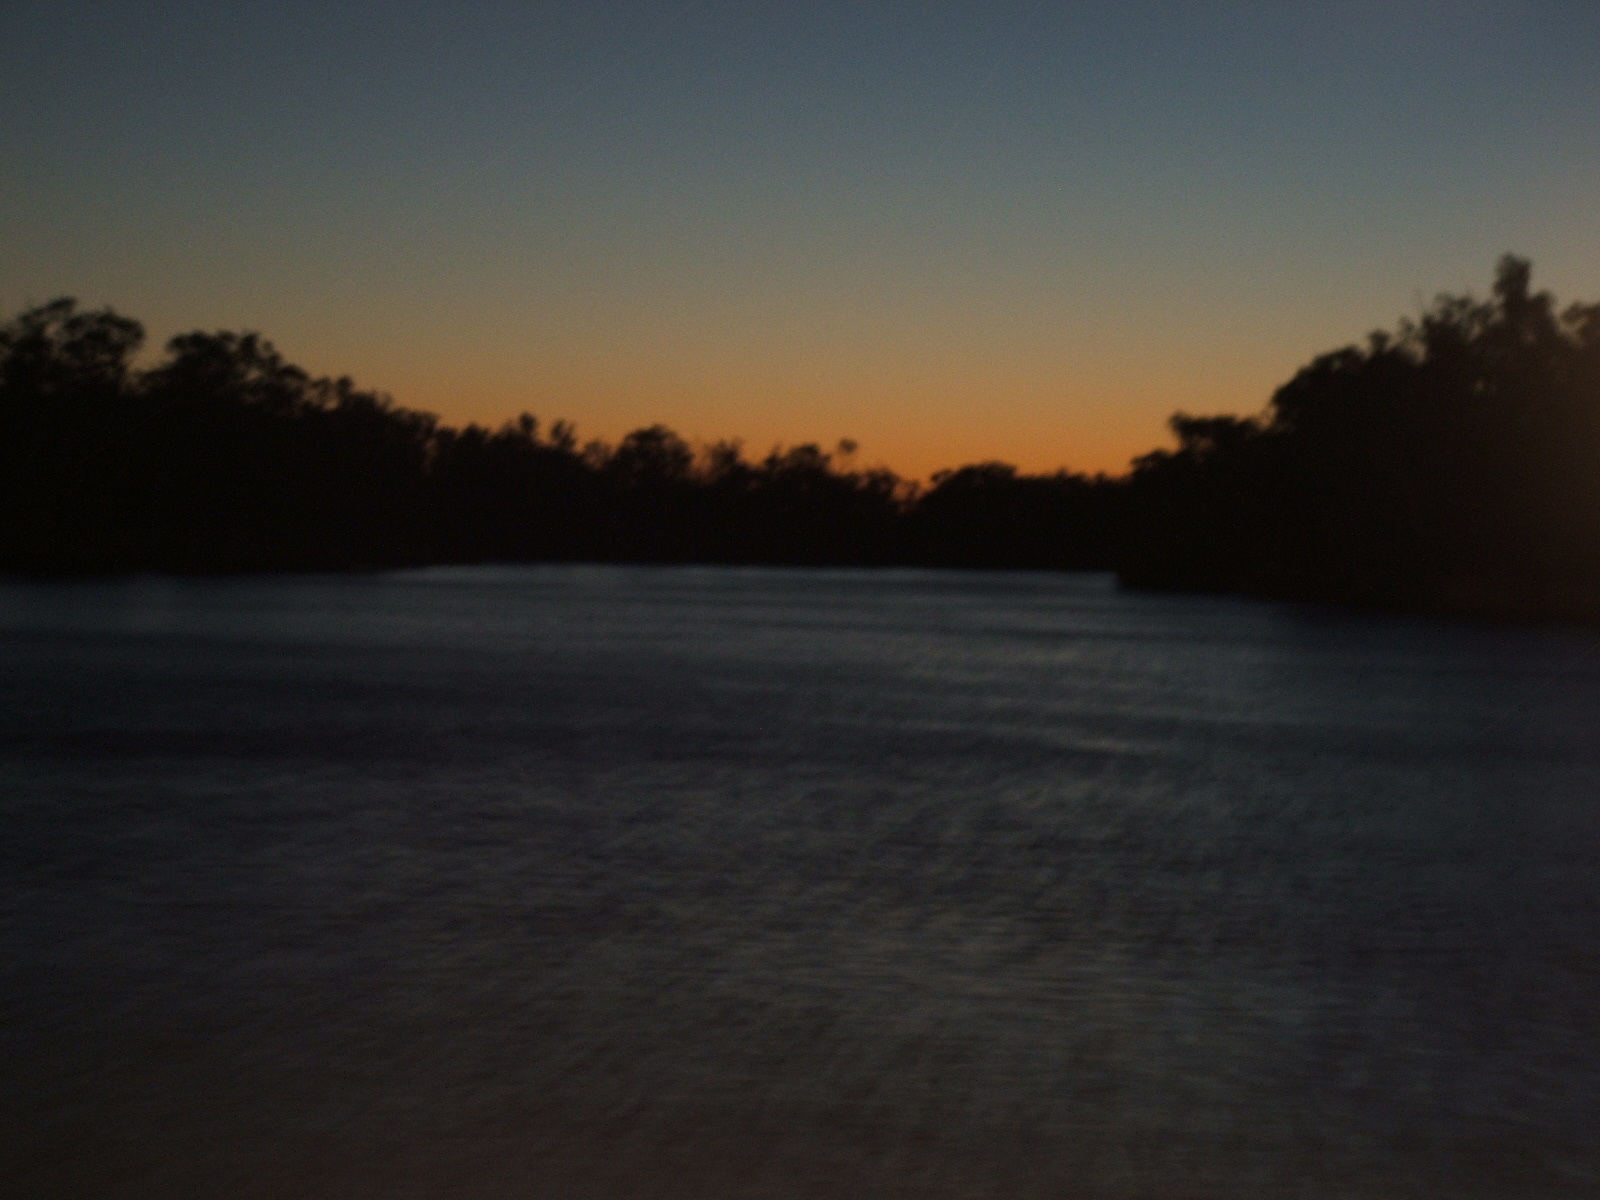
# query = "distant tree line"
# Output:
<box><xmin>0</xmin><ymin>298</ymin><xmax>1118</xmax><ymax>575</ymax></box>
<box><xmin>4</xmin><ymin>256</ymin><xmax>1598</xmax><ymax>620</ymax></box>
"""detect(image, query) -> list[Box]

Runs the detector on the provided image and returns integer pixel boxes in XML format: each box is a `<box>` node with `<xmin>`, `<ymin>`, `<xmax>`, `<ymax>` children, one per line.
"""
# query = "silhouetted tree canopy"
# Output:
<box><xmin>6</xmin><ymin>256</ymin><xmax>1598</xmax><ymax>621</ymax></box>
<box><xmin>1121</xmin><ymin>255</ymin><xmax>1600</xmax><ymax>618</ymax></box>
<box><xmin>0</xmin><ymin>300</ymin><xmax>1114</xmax><ymax>576</ymax></box>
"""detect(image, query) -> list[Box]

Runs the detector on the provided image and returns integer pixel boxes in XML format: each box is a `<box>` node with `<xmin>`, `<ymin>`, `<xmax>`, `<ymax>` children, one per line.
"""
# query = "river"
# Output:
<box><xmin>3</xmin><ymin>566</ymin><xmax>1597</xmax><ymax>1197</ymax></box>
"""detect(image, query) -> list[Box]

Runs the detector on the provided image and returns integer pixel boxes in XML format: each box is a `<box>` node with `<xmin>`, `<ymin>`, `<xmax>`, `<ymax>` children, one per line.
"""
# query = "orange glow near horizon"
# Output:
<box><xmin>343</xmin><ymin>366</ymin><xmax>1232</xmax><ymax>482</ymax></box>
<box><xmin>9</xmin><ymin>5</ymin><xmax>1600</xmax><ymax>487</ymax></box>
<box><xmin>248</xmin><ymin>297</ymin><xmax>1313</xmax><ymax>483</ymax></box>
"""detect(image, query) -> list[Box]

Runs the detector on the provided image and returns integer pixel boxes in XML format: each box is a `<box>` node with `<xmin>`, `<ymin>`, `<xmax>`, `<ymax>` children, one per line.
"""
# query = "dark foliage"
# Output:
<box><xmin>7</xmin><ymin>256</ymin><xmax>1598</xmax><ymax>621</ymax></box>
<box><xmin>0</xmin><ymin>303</ymin><xmax>1114</xmax><ymax>575</ymax></box>
<box><xmin>1121</xmin><ymin>256</ymin><xmax>1600</xmax><ymax>618</ymax></box>
<box><xmin>904</xmin><ymin>463</ymin><xmax>1122</xmax><ymax>570</ymax></box>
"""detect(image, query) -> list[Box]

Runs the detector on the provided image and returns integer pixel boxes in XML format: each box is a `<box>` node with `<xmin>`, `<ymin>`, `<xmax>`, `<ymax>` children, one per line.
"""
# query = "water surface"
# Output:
<box><xmin>3</xmin><ymin>567</ymin><xmax>1598</xmax><ymax>1198</ymax></box>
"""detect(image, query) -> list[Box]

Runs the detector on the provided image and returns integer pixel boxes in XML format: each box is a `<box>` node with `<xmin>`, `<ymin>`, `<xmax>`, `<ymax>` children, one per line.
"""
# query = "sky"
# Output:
<box><xmin>4</xmin><ymin>1</ymin><xmax>1599</xmax><ymax>478</ymax></box>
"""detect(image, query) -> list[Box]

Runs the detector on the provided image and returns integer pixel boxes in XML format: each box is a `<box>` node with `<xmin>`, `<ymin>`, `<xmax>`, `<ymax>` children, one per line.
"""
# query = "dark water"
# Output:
<box><xmin>3</xmin><ymin>567</ymin><xmax>1598</xmax><ymax>1199</ymax></box>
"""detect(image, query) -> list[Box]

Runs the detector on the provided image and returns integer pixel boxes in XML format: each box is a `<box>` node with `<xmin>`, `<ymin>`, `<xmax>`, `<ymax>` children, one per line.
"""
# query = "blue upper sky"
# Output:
<box><xmin>5</xmin><ymin>1</ymin><xmax>1598</xmax><ymax>474</ymax></box>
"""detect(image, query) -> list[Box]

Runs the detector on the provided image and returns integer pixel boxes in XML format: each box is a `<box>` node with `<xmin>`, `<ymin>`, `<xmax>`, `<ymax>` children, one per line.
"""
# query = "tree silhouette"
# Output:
<box><xmin>6</xmin><ymin>257</ymin><xmax>1599</xmax><ymax>622</ymax></box>
<box><xmin>1121</xmin><ymin>256</ymin><xmax>1600</xmax><ymax>617</ymax></box>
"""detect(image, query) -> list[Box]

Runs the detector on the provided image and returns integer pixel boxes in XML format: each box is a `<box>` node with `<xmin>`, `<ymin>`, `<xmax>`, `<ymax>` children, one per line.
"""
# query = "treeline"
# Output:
<box><xmin>0</xmin><ymin>300</ymin><xmax>1118</xmax><ymax>575</ymax></box>
<box><xmin>5</xmin><ymin>256</ymin><xmax>1600</xmax><ymax>621</ymax></box>
<box><xmin>1123</xmin><ymin>256</ymin><xmax>1600</xmax><ymax>618</ymax></box>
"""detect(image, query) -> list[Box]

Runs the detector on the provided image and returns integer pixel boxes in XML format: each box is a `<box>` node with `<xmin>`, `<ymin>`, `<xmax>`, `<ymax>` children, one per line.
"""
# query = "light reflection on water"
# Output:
<box><xmin>2</xmin><ymin>567</ymin><xmax>1598</xmax><ymax>1198</ymax></box>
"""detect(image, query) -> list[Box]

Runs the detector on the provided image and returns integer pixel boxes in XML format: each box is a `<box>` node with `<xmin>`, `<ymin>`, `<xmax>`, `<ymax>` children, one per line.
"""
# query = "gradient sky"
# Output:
<box><xmin>4</xmin><ymin>1</ymin><xmax>1599</xmax><ymax>478</ymax></box>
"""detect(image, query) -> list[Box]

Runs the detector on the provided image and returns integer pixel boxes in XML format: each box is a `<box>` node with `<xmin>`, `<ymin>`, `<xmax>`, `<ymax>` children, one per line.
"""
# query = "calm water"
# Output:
<box><xmin>3</xmin><ymin>567</ymin><xmax>1598</xmax><ymax>1198</ymax></box>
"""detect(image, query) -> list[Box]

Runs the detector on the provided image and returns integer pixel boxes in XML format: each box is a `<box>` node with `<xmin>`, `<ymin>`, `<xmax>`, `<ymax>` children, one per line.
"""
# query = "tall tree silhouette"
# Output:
<box><xmin>1121</xmin><ymin>256</ymin><xmax>1600</xmax><ymax>617</ymax></box>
